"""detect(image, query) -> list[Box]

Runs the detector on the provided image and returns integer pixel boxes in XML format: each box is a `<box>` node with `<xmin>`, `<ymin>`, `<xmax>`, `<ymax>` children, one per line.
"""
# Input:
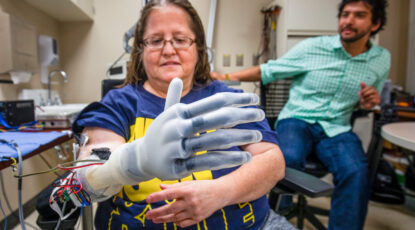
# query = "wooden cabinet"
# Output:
<box><xmin>0</xmin><ymin>11</ymin><xmax>37</xmax><ymax>74</ymax></box>
<box><xmin>24</xmin><ymin>0</ymin><xmax>94</xmax><ymax>22</ymax></box>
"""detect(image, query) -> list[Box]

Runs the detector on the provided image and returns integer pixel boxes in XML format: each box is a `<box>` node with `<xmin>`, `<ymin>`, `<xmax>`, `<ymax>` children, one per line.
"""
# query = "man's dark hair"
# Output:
<box><xmin>338</xmin><ymin>0</ymin><xmax>388</xmax><ymax>36</ymax></box>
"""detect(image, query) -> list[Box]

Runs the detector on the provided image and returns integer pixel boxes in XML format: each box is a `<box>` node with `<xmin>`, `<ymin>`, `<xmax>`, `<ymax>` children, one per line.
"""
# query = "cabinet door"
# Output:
<box><xmin>11</xmin><ymin>16</ymin><xmax>37</xmax><ymax>72</ymax></box>
<box><xmin>24</xmin><ymin>0</ymin><xmax>94</xmax><ymax>21</ymax></box>
<box><xmin>286</xmin><ymin>0</ymin><xmax>341</xmax><ymax>33</ymax></box>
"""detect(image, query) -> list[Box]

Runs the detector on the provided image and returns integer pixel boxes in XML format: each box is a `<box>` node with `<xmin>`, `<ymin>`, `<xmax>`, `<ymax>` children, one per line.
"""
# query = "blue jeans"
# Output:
<box><xmin>276</xmin><ymin>118</ymin><xmax>369</xmax><ymax>230</ymax></box>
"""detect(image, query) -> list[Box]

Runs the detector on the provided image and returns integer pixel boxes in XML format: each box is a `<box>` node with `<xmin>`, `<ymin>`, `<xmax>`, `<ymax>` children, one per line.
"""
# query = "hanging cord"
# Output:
<box><xmin>38</xmin><ymin>153</ymin><xmax>62</xmax><ymax>177</ymax></box>
<box><xmin>105</xmin><ymin>52</ymin><xmax>126</xmax><ymax>79</ymax></box>
<box><xmin>13</xmin><ymin>159</ymin><xmax>105</xmax><ymax>178</ymax></box>
<box><xmin>0</xmin><ymin>114</ymin><xmax>41</xmax><ymax>132</ymax></box>
<box><xmin>13</xmin><ymin>140</ymin><xmax>26</xmax><ymax>230</ymax></box>
<box><xmin>53</xmin><ymin>201</ymin><xmax>67</xmax><ymax>230</ymax></box>
<box><xmin>0</xmin><ymin>140</ymin><xmax>28</xmax><ymax>230</ymax></box>
<box><xmin>0</xmin><ymin>136</ymin><xmax>96</xmax><ymax>229</ymax></box>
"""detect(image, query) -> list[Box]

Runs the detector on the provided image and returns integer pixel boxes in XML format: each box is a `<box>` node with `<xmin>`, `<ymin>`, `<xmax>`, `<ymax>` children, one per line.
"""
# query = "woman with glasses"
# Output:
<box><xmin>72</xmin><ymin>0</ymin><xmax>294</xmax><ymax>229</ymax></box>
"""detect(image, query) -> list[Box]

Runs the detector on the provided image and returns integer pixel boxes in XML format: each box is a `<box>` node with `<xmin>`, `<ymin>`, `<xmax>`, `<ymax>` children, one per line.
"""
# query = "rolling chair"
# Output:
<box><xmin>260</xmin><ymin>78</ymin><xmax>334</xmax><ymax>230</ymax></box>
<box><xmin>102</xmin><ymin>79</ymin><xmax>124</xmax><ymax>98</ymax></box>
<box><xmin>268</xmin><ymin>110</ymin><xmax>376</xmax><ymax>230</ymax></box>
<box><xmin>269</xmin><ymin>156</ymin><xmax>333</xmax><ymax>230</ymax></box>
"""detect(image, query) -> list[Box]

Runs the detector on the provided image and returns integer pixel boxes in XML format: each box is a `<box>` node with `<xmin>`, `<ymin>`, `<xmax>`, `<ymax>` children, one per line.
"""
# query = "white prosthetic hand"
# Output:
<box><xmin>77</xmin><ymin>78</ymin><xmax>265</xmax><ymax>202</ymax></box>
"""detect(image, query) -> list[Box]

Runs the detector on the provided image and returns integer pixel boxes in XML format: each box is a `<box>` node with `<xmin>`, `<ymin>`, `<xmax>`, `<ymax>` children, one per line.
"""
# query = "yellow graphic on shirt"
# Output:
<box><xmin>238</xmin><ymin>202</ymin><xmax>255</xmax><ymax>227</ymax></box>
<box><xmin>108</xmin><ymin>206</ymin><xmax>121</xmax><ymax>230</ymax></box>
<box><xmin>164</xmin><ymin>222</ymin><xmax>177</xmax><ymax>230</ymax></box>
<box><xmin>122</xmin><ymin>224</ymin><xmax>128</xmax><ymax>230</ymax></box>
<box><xmin>134</xmin><ymin>203</ymin><xmax>152</xmax><ymax>228</ymax></box>
<box><xmin>116</xmin><ymin>117</ymin><xmax>213</xmax><ymax>203</ymax></box>
<box><xmin>220</xmin><ymin>208</ymin><xmax>228</xmax><ymax>230</ymax></box>
<box><xmin>124</xmin><ymin>201</ymin><xmax>134</xmax><ymax>208</ymax></box>
<box><xmin>197</xmin><ymin>220</ymin><xmax>208</xmax><ymax>230</ymax></box>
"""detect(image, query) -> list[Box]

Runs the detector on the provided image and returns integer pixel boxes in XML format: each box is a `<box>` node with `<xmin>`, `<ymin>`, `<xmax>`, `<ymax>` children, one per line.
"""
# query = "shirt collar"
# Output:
<box><xmin>331</xmin><ymin>35</ymin><xmax>344</xmax><ymax>50</ymax></box>
<box><xmin>332</xmin><ymin>35</ymin><xmax>381</xmax><ymax>61</ymax></box>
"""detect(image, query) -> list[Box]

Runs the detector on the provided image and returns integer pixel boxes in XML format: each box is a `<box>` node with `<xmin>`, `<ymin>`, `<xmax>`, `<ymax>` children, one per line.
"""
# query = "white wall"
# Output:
<box><xmin>378</xmin><ymin>0</ymin><xmax>410</xmax><ymax>88</ymax></box>
<box><xmin>57</xmin><ymin>0</ymin><xmax>268</xmax><ymax>103</ymax></box>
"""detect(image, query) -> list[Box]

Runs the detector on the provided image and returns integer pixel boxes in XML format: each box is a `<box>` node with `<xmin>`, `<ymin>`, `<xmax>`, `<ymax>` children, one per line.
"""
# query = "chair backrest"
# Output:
<box><xmin>260</xmin><ymin>78</ymin><xmax>293</xmax><ymax>122</ymax></box>
<box><xmin>101</xmin><ymin>79</ymin><xmax>124</xmax><ymax>98</ymax></box>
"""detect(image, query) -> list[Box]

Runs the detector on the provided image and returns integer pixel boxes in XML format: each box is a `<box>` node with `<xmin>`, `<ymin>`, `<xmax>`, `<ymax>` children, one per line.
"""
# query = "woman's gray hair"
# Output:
<box><xmin>124</xmin><ymin>0</ymin><xmax>212</xmax><ymax>87</ymax></box>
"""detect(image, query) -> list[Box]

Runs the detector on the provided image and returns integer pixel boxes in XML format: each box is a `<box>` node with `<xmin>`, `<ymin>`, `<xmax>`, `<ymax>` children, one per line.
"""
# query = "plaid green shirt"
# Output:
<box><xmin>260</xmin><ymin>35</ymin><xmax>390</xmax><ymax>137</ymax></box>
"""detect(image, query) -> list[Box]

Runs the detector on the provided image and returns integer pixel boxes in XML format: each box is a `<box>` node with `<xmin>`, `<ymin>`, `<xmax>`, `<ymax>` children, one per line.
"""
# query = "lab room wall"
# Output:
<box><xmin>57</xmin><ymin>0</ymin><xmax>141</xmax><ymax>103</ymax></box>
<box><xmin>58</xmin><ymin>0</ymin><xmax>266</xmax><ymax>103</ymax></box>
<box><xmin>0</xmin><ymin>0</ymin><xmax>67</xmax><ymax>222</ymax></box>
<box><xmin>378</xmin><ymin>0</ymin><xmax>410</xmax><ymax>89</ymax></box>
<box><xmin>0</xmin><ymin>0</ymin><xmax>59</xmax><ymax>101</ymax></box>
<box><xmin>58</xmin><ymin>0</ymin><xmax>411</xmax><ymax>104</ymax></box>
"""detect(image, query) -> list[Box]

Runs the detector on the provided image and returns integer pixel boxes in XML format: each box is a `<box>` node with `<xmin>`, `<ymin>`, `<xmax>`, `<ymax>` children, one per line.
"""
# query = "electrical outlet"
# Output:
<box><xmin>236</xmin><ymin>54</ymin><xmax>244</xmax><ymax>66</ymax></box>
<box><xmin>252</xmin><ymin>54</ymin><xmax>259</xmax><ymax>65</ymax></box>
<box><xmin>223</xmin><ymin>54</ymin><xmax>231</xmax><ymax>67</ymax></box>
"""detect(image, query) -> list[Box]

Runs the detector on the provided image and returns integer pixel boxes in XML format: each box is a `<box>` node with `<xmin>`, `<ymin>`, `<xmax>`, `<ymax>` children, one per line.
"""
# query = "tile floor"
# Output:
<box><xmin>293</xmin><ymin>195</ymin><xmax>415</xmax><ymax>230</ymax></box>
<box><xmin>10</xmin><ymin>195</ymin><xmax>415</xmax><ymax>230</ymax></box>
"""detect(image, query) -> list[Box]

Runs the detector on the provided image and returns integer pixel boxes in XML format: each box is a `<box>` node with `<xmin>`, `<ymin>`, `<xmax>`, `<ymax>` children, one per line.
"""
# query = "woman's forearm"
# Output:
<box><xmin>216</xmin><ymin>143</ymin><xmax>285</xmax><ymax>206</ymax></box>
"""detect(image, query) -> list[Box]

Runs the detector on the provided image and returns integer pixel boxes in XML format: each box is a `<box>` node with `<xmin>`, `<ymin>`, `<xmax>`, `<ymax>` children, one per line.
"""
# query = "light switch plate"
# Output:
<box><xmin>236</xmin><ymin>54</ymin><xmax>243</xmax><ymax>66</ymax></box>
<box><xmin>223</xmin><ymin>54</ymin><xmax>231</xmax><ymax>67</ymax></box>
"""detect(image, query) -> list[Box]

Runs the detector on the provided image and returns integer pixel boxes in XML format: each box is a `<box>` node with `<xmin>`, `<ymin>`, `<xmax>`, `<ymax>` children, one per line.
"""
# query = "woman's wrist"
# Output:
<box><xmin>214</xmin><ymin>175</ymin><xmax>239</xmax><ymax>206</ymax></box>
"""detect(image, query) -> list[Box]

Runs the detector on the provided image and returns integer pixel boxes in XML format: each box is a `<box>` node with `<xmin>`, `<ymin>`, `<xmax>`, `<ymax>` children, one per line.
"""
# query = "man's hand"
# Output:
<box><xmin>210</xmin><ymin>72</ymin><xmax>226</xmax><ymax>81</ymax></box>
<box><xmin>359</xmin><ymin>82</ymin><xmax>380</xmax><ymax>109</ymax></box>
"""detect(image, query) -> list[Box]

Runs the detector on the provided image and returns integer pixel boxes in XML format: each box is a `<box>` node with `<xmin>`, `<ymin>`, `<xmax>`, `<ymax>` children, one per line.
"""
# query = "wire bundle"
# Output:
<box><xmin>0</xmin><ymin>114</ymin><xmax>43</xmax><ymax>132</ymax></box>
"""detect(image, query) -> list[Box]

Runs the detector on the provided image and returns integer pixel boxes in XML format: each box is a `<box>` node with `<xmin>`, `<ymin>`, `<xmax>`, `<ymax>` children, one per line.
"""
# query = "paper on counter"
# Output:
<box><xmin>9</xmin><ymin>71</ymin><xmax>32</xmax><ymax>84</ymax></box>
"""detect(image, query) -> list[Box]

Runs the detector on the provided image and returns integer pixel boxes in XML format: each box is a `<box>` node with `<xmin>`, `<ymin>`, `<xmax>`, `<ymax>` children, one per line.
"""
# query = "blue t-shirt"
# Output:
<box><xmin>73</xmin><ymin>80</ymin><xmax>279</xmax><ymax>230</ymax></box>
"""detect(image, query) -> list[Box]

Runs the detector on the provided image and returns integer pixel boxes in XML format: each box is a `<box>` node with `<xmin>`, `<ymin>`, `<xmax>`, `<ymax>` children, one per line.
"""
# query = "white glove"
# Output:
<box><xmin>79</xmin><ymin>78</ymin><xmax>265</xmax><ymax>201</ymax></box>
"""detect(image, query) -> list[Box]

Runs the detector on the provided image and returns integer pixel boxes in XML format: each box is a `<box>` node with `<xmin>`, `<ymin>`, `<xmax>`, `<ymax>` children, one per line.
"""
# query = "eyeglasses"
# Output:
<box><xmin>142</xmin><ymin>36</ymin><xmax>195</xmax><ymax>50</ymax></box>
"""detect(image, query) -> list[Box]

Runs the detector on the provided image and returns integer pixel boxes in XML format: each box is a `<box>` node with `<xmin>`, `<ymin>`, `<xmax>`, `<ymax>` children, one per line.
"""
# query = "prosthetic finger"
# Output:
<box><xmin>183</xmin><ymin>129</ymin><xmax>262</xmax><ymax>154</ymax></box>
<box><xmin>174</xmin><ymin>151</ymin><xmax>251</xmax><ymax>175</ymax></box>
<box><xmin>164</xmin><ymin>78</ymin><xmax>183</xmax><ymax>110</ymax></box>
<box><xmin>183</xmin><ymin>107</ymin><xmax>265</xmax><ymax>136</ymax></box>
<box><xmin>182</xmin><ymin>92</ymin><xmax>260</xmax><ymax>118</ymax></box>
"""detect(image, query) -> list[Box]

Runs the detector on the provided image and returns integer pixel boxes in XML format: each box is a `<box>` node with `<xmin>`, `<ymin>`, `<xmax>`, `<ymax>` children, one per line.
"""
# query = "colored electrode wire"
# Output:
<box><xmin>53</xmin><ymin>177</ymin><xmax>82</xmax><ymax>197</ymax></box>
<box><xmin>38</xmin><ymin>153</ymin><xmax>61</xmax><ymax>177</ymax></box>
<box><xmin>0</xmin><ymin>115</ymin><xmax>41</xmax><ymax>132</ymax></box>
<box><xmin>13</xmin><ymin>159</ymin><xmax>105</xmax><ymax>178</ymax></box>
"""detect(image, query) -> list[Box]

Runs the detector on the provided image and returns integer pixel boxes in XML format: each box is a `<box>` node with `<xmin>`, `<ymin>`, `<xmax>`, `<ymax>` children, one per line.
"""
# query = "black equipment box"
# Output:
<box><xmin>0</xmin><ymin>100</ymin><xmax>35</xmax><ymax>127</ymax></box>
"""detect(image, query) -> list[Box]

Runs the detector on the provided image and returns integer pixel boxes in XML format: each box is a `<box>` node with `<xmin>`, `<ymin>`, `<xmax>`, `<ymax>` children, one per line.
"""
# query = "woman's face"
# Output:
<box><xmin>142</xmin><ymin>4</ymin><xmax>198</xmax><ymax>89</ymax></box>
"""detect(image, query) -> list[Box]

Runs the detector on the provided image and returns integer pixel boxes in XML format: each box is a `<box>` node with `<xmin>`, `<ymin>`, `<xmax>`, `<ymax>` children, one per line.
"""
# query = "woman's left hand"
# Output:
<box><xmin>145</xmin><ymin>180</ymin><xmax>227</xmax><ymax>228</ymax></box>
